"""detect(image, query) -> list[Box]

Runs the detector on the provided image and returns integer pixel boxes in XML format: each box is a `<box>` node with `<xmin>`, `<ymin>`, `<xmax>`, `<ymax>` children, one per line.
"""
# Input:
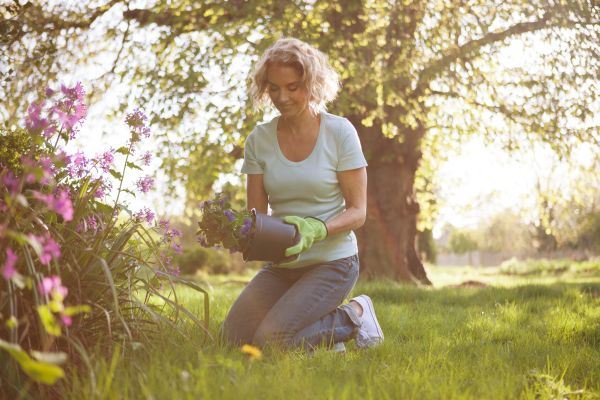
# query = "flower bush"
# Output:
<box><xmin>0</xmin><ymin>83</ymin><xmax>209</xmax><ymax>397</ymax></box>
<box><xmin>196</xmin><ymin>193</ymin><xmax>253</xmax><ymax>253</ymax></box>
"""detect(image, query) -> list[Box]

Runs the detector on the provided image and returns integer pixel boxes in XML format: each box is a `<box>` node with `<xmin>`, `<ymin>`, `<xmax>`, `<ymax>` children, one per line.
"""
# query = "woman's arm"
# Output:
<box><xmin>246</xmin><ymin>174</ymin><xmax>268</xmax><ymax>214</ymax></box>
<box><xmin>325</xmin><ymin>167</ymin><xmax>367</xmax><ymax>236</ymax></box>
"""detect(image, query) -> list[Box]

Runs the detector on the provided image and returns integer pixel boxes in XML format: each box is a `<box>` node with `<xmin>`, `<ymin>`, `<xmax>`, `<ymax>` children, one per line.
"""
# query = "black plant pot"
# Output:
<box><xmin>242</xmin><ymin>209</ymin><xmax>300</xmax><ymax>263</ymax></box>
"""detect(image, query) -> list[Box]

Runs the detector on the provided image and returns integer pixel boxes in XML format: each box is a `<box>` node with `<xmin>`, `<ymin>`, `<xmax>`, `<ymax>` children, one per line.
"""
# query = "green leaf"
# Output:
<box><xmin>0</xmin><ymin>339</ymin><xmax>65</xmax><ymax>385</ymax></box>
<box><xmin>63</xmin><ymin>304</ymin><xmax>92</xmax><ymax>316</ymax></box>
<box><xmin>126</xmin><ymin>161</ymin><xmax>142</xmax><ymax>171</ymax></box>
<box><xmin>115</xmin><ymin>146</ymin><xmax>129</xmax><ymax>155</ymax></box>
<box><xmin>109</xmin><ymin>169</ymin><xmax>123</xmax><ymax>179</ymax></box>
<box><xmin>37</xmin><ymin>305</ymin><xmax>62</xmax><ymax>336</ymax></box>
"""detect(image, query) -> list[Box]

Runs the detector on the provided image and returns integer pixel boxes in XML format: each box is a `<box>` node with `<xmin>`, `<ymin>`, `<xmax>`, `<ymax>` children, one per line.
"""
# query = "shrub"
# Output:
<box><xmin>499</xmin><ymin>258</ymin><xmax>600</xmax><ymax>276</ymax></box>
<box><xmin>0</xmin><ymin>83</ymin><xmax>209</xmax><ymax>398</ymax></box>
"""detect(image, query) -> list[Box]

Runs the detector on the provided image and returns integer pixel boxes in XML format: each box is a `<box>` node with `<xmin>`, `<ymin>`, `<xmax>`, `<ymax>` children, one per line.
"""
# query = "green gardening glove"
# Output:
<box><xmin>282</xmin><ymin>216</ymin><xmax>328</xmax><ymax>258</ymax></box>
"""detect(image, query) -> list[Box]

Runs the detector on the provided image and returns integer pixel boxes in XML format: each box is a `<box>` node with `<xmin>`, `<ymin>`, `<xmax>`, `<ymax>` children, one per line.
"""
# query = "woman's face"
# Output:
<box><xmin>266</xmin><ymin>62</ymin><xmax>310</xmax><ymax>117</ymax></box>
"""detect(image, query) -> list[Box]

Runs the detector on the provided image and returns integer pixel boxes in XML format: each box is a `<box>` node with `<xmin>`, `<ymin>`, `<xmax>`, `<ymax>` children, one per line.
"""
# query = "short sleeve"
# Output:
<box><xmin>241</xmin><ymin>131</ymin><xmax>264</xmax><ymax>174</ymax></box>
<box><xmin>336</xmin><ymin>120</ymin><xmax>368</xmax><ymax>171</ymax></box>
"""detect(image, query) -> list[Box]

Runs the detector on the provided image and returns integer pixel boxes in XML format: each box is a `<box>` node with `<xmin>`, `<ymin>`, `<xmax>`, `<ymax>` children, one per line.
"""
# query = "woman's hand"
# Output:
<box><xmin>282</xmin><ymin>216</ymin><xmax>328</xmax><ymax>257</ymax></box>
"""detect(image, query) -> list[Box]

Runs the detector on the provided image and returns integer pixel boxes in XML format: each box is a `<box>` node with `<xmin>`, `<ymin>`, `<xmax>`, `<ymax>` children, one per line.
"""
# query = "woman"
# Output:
<box><xmin>221</xmin><ymin>37</ymin><xmax>384</xmax><ymax>352</ymax></box>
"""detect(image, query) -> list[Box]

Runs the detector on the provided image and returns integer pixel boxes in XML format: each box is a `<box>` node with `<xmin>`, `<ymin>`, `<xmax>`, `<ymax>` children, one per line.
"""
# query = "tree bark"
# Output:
<box><xmin>349</xmin><ymin>116</ymin><xmax>431</xmax><ymax>284</ymax></box>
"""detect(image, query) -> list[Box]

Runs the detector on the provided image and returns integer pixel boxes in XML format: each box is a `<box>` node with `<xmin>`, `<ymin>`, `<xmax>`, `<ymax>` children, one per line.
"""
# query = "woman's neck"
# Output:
<box><xmin>279</xmin><ymin>108</ymin><xmax>320</xmax><ymax>138</ymax></box>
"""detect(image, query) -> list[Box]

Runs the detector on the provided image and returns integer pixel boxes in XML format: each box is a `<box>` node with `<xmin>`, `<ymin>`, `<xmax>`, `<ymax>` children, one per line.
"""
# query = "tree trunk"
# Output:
<box><xmin>349</xmin><ymin>116</ymin><xmax>431</xmax><ymax>285</ymax></box>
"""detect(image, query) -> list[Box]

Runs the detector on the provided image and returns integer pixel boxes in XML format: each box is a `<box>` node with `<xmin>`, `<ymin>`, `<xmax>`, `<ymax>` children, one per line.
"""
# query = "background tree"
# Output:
<box><xmin>2</xmin><ymin>0</ymin><xmax>598</xmax><ymax>282</ymax></box>
<box><xmin>448</xmin><ymin>229</ymin><xmax>479</xmax><ymax>265</ymax></box>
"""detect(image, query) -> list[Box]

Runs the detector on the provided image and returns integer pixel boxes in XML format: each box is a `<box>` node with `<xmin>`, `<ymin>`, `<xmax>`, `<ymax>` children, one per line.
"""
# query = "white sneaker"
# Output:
<box><xmin>351</xmin><ymin>295</ymin><xmax>384</xmax><ymax>348</ymax></box>
<box><xmin>331</xmin><ymin>342</ymin><xmax>346</xmax><ymax>353</ymax></box>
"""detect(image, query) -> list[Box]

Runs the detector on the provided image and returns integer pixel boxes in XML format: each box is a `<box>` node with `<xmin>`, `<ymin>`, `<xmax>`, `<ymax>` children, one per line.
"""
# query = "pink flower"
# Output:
<box><xmin>125</xmin><ymin>109</ymin><xmax>147</xmax><ymax>128</ymax></box>
<box><xmin>29</xmin><ymin>234</ymin><xmax>61</xmax><ymax>266</ymax></box>
<box><xmin>94</xmin><ymin>178</ymin><xmax>112</xmax><ymax>198</ymax></box>
<box><xmin>96</xmin><ymin>149</ymin><xmax>115</xmax><ymax>173</ymax></box>
<box><xmin>67</xmin><ymin>152</ymin><xmax>90</xmax><ymax>178</ymax></box>
<box><xmin>38</xmin><ymin>275</ymin><xmax>68</xmax><ymax>298</ymax></box>
<box><xmin>60</xmin><ymin>82</ymin><xmax>85</xmax><ymax>101</ymax></box>
<box><xmin>141</xmin><ymin>151</ymin><xmax>152</xmax><ymax>166</ymax></box>
<box><xmin>135</xmin><ymin>176</ymin><xmax>154</xmax><ymax>193</ymax></box>
<box><xmin>60</xmin><ymin>315</ymin><xmax>73</xmax><ymax>326</ymax></box>
<box><xmin>172</xmin><ymin>242</ymin><xmax>183</xmax><ymax>254</ymax></box>
<box><xmin>134</xmin><ymin>207</ymin><xmax>155</xmax><ymax>224</ymax></box>
<box><xmin>76</xmin><ymin>215</ymin><xmax>99</xmax><ymax>233</ymax></box>
<box><xmin>33</xmin><ymin>190</ymin><xmax>73</xmax><ymax>221</ymax></box>
<box><xmin>1</xmin><ymin>248</ymin><xmax>18</xmax><ymax>280</ymax></box>
<box><xmin>25</xmin><ymin>101</ymin><xmax>50</xmax><ymax>133</ymax></box>
<box><xmin>125</xmin><ymin>109</ymin><xmax>151</xmax><ymax>142</ymax></box>
<box><xmin>159</xmin><ymin>219</ymin><xmax>170</xmax><ymax>230</ymax></box>
<box><xmin>53</xmin><ymin>190</ymin><xmax>74</xmax><ymax>221</ymax></box>
<box><xmin>2</xmin><ymin>170</ymin><xmax>20</xmax><ymax>194</ymax></box>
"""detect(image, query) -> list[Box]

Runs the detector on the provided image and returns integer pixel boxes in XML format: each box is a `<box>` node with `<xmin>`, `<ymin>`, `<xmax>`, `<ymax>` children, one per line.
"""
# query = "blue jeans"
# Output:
<box><xmin>221</xmin><ymin>254</ymin><xmax>361</xmax><ymax>350</ymax></box>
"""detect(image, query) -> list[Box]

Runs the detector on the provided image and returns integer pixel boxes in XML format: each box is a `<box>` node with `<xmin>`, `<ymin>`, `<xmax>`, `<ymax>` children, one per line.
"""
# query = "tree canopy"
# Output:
<box><xmin>2</xmin><ymin>0</ymin><xmax>598</xmax><ymax>280</ymax></box>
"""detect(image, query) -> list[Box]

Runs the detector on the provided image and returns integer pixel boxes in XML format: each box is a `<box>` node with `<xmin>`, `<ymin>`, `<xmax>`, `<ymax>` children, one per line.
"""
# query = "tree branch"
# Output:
<box><xmin>415</xmin><ymin>10</ymin><xmax>589</xmax><ymax>94</ymax></box>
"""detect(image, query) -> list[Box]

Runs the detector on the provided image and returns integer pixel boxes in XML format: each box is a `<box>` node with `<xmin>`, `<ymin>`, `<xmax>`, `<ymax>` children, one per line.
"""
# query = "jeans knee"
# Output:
<box><xmin>221</xmin><ymin>315</ymin><xmax>252</xmax><ymax>347</ymax></box>
<box><xmin>253</xmin><ymin>324</ymin><xmax>295</xmax><ymax>349</ymax></box>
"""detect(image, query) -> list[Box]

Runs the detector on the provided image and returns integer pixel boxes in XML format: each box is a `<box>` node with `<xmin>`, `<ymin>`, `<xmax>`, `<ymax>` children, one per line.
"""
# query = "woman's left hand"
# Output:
<box><xmin>282</xmin><ymin>216</ymin><xmax>328</xmax><ymax>258</ymax></box>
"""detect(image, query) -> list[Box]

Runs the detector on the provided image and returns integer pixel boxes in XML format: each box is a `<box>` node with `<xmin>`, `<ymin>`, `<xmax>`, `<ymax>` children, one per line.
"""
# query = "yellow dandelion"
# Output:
<box><xmin>241</xmin><ymin>344</ymin><xmax>262</xmax><ymax>360</ymax></box>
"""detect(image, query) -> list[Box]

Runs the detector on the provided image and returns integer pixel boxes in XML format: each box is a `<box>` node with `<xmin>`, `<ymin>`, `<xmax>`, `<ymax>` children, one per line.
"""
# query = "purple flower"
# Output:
<box><xmin>53</xmin><ymin>190</ymin><xmax>74</xmax><ymax>221</ymax></box>
<box><xmin>39</xmin><ymin>275</ymin><xmax>68</xmax><ymax>298</ymax></box>
<box><xmin>171</xmin><ymin>228</ymin><xmax>182</xmax><ymax>237</ymax></box>
<box><xmin>134</xmin><ymin>207</ymin><xmax>155</xmax><ymax>224</ymax></box>
<box><xmin>159</xmin><ymin>219</ymin><xmax>170</xmax><ymax>230</ymax></box>
<box><xmin>2</xmin><ymin>170</ymin><xmax>20</xmax><ymax>194</ymax></box>
<box><xmin>60</xmin><ymin>82</ymin><xmax>85</xmax><ymax>101</ymax></box>
<box><xmin>94</xmin><ymin>178</ymin><xmax>112</xmax><ymax>198</ymax></box>
<box><xmin>141</xmin><ymin>151</ymin><xmax>152</xmax><ymax>166</ymax></box>
<box><xmin>224</xmin><ymin>209</ymin><xmax>235</xmax><ymax>222</ymax></box>
<box><xmin>77</xmin><ymin>215</ymin><xmax>99</xmax><ymax>233</ymax></box>
<box><xmin>1</xmin><ymin>248</ymin><xmax>18</xmax><ymax>280</ymax></box>
<box><xmin>25</xmin><ymin>101</ymin><xmax>50</xmax><ymax>133</ymax></box>
<box><xmin>33</xmin><ymin>190</ymin><xmax>74</xmax><ymax>221</ymax></box>
<box><xmin>125</xmin><ymin>109</ymin><xmax>151</xmax><ymax>142</ymax></box>
<box><xmin>45</xmin><ymin>87</ymin><xmax>55</xmax><ymax>97</ymax></box>
<box><xmin>61</xmin><ymin>315</ymin><xmax>73</xmax><ymax>326</ymax></box>
<box><xmin>172</xmin><ymin>242</ymin><xmax>183</xmax><ymax>254</ymax></box>
<box><xmin>68</xmin><ymin>152</ymin><xmax>90</xmax><ymax>178</ymax></box>
<box><xmin>55</xmin><ymin>103</ymin><xmax>87</xmax><ymax>136</ymax></box>
<box><xmin>136</xmin><ymin>176</ymin><xmax>154</xmax><ymax>194</ymax></box>
<box><xmin>97</xmin><ymin>149</ymin><xmax>115</xmax><ymax>173</ymax></box>
<box><xmin>29</xmin><ymin>234</ymin><xmax>61</xmax><ymax>266</ymax></box>
<box><xmin>125</xmin><ymin>108</ymin><xmax>147</xmax><ymax>128</ymax></box>
<box><xmin>240</xmin><ymin>218</ymin><xmax>252</xmax><ymax>236</ymax></box>
<box><xmin>169</xmin><ymin>266</ymin><xmax>181</xmax><ymax>277</ymax></box>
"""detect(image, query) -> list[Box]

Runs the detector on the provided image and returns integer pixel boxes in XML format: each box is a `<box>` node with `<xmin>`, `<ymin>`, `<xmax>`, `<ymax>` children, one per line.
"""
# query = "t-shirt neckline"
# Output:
<box><xmin>274</xmin><ymin>111</ymin><xmax>325</xmax><ymax>167</ymax></box>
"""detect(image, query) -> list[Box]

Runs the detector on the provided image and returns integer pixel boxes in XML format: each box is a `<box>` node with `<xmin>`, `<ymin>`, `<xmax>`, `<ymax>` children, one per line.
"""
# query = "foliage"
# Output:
<box><xmin>2</xmin><ymin>1</ymin><xmax>598</xmax><ymax>281</ymax></box>
<box><xmin>499</xmin><ymin>258</ymin><xmax>600</xmax><ymax>276</ymax></box>
<box><xmin>448</xmin><ymin>229</ymin><xmax>479</xmax><ymax>255</ymax></box>
<box><xmin>576</xmin><ymin>211</ymin><xmax>600</xmax><ymax>253</ymax></box>
<box><xmin>0</xmin><ymin>83</ymin><xmax>209</xmax><ymax>398</ymax></box>
<box><xmin>196</xmin><ymin>193</ymin><xmax>253</xmax><ymax>254</ymax></box>
<box><xmin>417</xmin><ymin>228</ymin><xmax>437</xmax><ymax>263</ymax></box>
<box><xmin>477</xmin><ymin>210</ymin><xmax>533</xmax><ymax>254</ymax></box>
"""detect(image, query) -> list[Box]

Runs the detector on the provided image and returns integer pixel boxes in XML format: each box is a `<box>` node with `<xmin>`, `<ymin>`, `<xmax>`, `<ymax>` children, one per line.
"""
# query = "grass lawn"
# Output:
<box><xmin>63</xmin><ymin>264</ymin><xmax>600</xmax><ymax>399</ymax></box>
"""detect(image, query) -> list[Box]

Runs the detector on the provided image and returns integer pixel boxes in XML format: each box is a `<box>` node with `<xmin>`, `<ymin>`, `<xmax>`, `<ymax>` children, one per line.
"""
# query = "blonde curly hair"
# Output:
<box><xmin>250</xmin><ymin>37</ymin><xmax>340</xmax><ymax>114</ymax></box>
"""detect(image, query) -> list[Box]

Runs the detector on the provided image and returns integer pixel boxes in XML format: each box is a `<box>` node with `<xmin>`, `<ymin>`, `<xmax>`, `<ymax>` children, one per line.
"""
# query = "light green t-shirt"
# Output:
<box><xmin>241</xmin><ymin>111</ymin><xmax>368</xmax><ymax>268</ymax></box>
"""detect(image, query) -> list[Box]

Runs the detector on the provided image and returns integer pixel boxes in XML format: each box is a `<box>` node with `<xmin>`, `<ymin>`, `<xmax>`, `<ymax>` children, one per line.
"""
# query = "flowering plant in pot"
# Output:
<box><xmin>196</xmin><ymin>194</ymin><xmax>299</xmax><ymax>263</ymax></box>
<box><xmin>196</xmin><ymin>194</ymin><xmax>254</xmax><ymax>253</ymax></box>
